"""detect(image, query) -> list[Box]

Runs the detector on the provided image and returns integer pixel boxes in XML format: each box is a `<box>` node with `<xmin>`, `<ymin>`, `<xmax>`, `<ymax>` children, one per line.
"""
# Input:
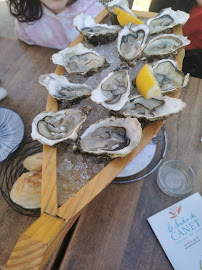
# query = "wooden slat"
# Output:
<box><xmin>133</xmin><ymin>9</ymin><xmax>157</xmax><ymax>18</ymax></box>
<box><xmin>6</xmin><ymin>213</ymin><xmax>80</xmax><ymax>270</ymax></box>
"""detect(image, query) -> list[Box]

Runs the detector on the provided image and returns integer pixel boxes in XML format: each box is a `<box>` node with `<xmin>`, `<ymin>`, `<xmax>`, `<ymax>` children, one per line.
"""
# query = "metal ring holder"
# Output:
<box><xmin>0</xmin><ymin>137</ymin><xmax>42</xmax><ymax>217</ymax></box>
<box><xmin>113</xmin><ymin>124</ymin><xmax>168</xmax><ymax>184</ymax></box>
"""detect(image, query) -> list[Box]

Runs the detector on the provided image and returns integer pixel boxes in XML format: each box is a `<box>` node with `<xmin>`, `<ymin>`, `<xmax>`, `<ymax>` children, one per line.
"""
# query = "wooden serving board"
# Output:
<box><xmin>6</xmin><ymin>8</ymin><xmax>184</xmax><ymax>270</ymax></box>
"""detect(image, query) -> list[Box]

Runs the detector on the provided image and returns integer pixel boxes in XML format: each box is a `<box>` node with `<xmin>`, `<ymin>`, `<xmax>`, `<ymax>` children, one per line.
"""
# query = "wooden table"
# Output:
<box><xmin>0</xmin><ymin>36</ymin><xmax>202</xmax><ymax>270</ymax></box>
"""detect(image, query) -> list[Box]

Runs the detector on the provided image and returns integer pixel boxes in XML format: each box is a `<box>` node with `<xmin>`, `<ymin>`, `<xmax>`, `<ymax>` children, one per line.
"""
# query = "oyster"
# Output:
<box><xmin>117</xmin><ymin>23</ymin><xmax>149</xmax><ymax>62</ymax></box>
<box><xmin>105</xmin><ymin>0</ymin><xmax>137</xmax><ymax>24</ymax></box>
<box><xmin>146</xmin><ymin>8</ymin><xmax>190</xmax><ymax>35</ymax></box>
<box><xmin>119</xmin><ymin>95</ymin><xmax>186</xmax><ymax>121</ymax></box>
<box><xmin>52</xmin><ymin>43</ymin><xmax>109</xmax><ymax>76</ymax></box>
<box><xmin>90</xmin><ymin>67</ymin><xmax>130</xmax><ymax>111</ymax></box>
<box><xmin>31</xmin><ymin>106</ymin><xmax>91</xmax><ymax>146</ymax></box>
<box><xmin>73</xmin><ymin>13</ymin><xmax>121</xmax><ymax>46</ymax></box>
<box><xmin>39</xmin><ymin>73</ymin><xmax>92</xmax><ymax>102</ymax></box>
<box><xmin>77</xmin><ymin>117</ymin><xmax>142</xmax><ymax>158</ymax></box>
<box><xmin>143</xmin><ymin>34</ymin><xmax>190</xmax><ymax>60</ymax></box>
<box><xmin>152</xmin><ymin>59</ymin><xmax>189</xmax><ymax>93</ymax></box>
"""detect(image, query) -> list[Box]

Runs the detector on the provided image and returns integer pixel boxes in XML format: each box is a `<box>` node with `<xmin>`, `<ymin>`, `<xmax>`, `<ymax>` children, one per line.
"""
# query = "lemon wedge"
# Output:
<box><xmin>114</xmin><ymin>7</ymin><xmax>143</xmax><ymax>26</ymax></box>
<box><xmin>114</xmin><ymin>7</ymin><xmax>122</xmax><ymax>15</ymax></box>
<box><xmin>136</xmin><ymin>64</ymin><xmax>162</xmax><ymax>99</ymax></box>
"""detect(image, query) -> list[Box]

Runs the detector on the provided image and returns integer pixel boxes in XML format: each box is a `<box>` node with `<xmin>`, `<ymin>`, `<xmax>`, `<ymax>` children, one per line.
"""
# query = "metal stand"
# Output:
<box><xmin>113</xmin><ymin>124</ymin><xmax>167</xmax><ymax>184</ymax></box>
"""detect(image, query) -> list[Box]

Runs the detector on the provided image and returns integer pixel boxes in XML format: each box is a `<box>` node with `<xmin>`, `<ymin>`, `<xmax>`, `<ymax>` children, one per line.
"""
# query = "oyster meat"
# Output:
<box><xmin>117</xmin><ymin>23</ymin><xmax>149</xmax><ymax>62</ymax></box>
<box><xmin>90</xmin><ymin>68</ymin><xmax>130</xmax><ymax>111</ymax></box>
<box><xmin>73</xmin><ymin>13</ymin><xmax>121</xmax><ymax>46</ymax></box>
<box><xmin>146</xmin><ymin>8</ymin><xmax>190</xmax><ymax>35</ymax></box>
<box><xmin>39</xmin><ymin>73</ymin><xmax>92</xmax><ymax>102</ymax></box>
<box><xmin>52</xmin><ymin>43</ymin><xmax>109</xmax><ymax>76</ymax></box>
<box><xmin>77</xmin><ymin>117</ymin><xmax>142</xmax><ymax>158</ymax></box>
<box><xmin>119</xmin><ymin>95</ymin><xmax>186</xmax><ymax>121</ymax></box>
<box><xmin>143</xmin><ymin>34</ymin><xmax>190</xmax><ymax>60</ymax></box>
<box><xmin>105</xmin><ymin>0</ymin><xmax>137</xmax><ymax>24</ymax></box>
<box><xmin>152</xmin><ymin>59</ymin><xmax>189</xmax><ymax>93</ymax></box>
<box><xmin>31</xmin><ymin>106</ymin><xmax>91</xmax><ymax>146</ymax></box>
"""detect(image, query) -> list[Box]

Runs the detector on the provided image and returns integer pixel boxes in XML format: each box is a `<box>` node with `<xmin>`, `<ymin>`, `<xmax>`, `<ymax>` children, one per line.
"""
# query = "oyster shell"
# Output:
<box><xmin>52</xmin><ymin>43</ymin><xmax>109</xmax><ymax>76</ymax></box>
<box><xmin>39</xmin><ymin>73</ymin><xmax>92</xmax><ymax>102</ymax></box>
<box><xmin>152</xmin><ymin>59</ymin><xmax>189</xmax><ymax>94</ymax></box>
<box><xmin>146</xmin><ymin>8</ymin><xmax>190</xmax><ymax>35</ymax></box>
<box><xmin>143</xmin><ymin>34</ymin><xmax>190</xmax><ymax>60</ymax></box>
<box><xmin>90</xmin><ymin>67</ymin><xmax>130</xmax><ymax>111</ymax></box>
<box><xmin>73</xmin><ymin>13</ymin><xmax>121</xmax><ymax>46</ymax></box>
<box><xmin>31</xmin><ymin>106</ymin><xmax>91</xmax><ymax>146</ymax></box>
<box><xmin>117</xmin><ymin>23</ymin><xmax>149</xmax><ymax>62</ymax></box>
<box><xmin>119</xmin><ymin>95</ymin><xmax>186</xmax><ymax>121</ymax></box>
<box><xmin>77</xmin><ymin>117</ymin><xmax>142</xmax><ymax>158</ymax></box>
<box><xmin>105</xmin><ymin>0</ymin><xmax>137</xmax><ymax>24</ymax></box>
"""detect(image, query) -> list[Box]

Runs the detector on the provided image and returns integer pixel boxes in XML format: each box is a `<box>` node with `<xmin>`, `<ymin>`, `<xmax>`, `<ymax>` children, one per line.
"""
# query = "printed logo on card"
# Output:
<box><xmin>168</xmin><ymin>205</ymin><xmax>182</xmax><ymax>219</ymax></box>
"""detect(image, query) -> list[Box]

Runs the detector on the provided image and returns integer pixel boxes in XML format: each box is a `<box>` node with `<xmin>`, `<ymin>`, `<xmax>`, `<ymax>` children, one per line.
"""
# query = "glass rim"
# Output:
<box><xmin>157</xmin><ymin>159</ymin><xmax>196</xmax><ymax>197</ymax></box>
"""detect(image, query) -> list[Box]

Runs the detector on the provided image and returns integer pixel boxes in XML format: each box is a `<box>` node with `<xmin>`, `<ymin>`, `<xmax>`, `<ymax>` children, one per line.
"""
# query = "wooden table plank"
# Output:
<box><xmin>58</xmin><ymin>77</ymin><xmax>202</xmax><ymax>270</ymax></box>
<box><xmin>0</xmin><ymin>37</ymin><xmax>59</xmax><ymax>268</ymax></box>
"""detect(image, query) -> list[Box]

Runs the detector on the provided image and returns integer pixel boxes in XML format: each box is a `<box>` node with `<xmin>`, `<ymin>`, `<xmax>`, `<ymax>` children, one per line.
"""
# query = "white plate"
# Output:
<box><xmin>0</xmin><ymin>108</ymin><xmax>25</xmax><ymax>162</ymax></box>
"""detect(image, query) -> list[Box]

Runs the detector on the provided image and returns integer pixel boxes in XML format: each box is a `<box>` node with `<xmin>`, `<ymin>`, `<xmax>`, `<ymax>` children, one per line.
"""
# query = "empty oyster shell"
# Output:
<box><xmin>90</xmin><ymin>67</ymin><xmax>130</xmax><ymax>111</ymax></box>
<box><xmin>73</xmin><ymin>13</ymin><xmax>121</xmax><ymax>46</ymax></box>
<box><xmin>52</xmin><ymin>43</ymin><xmax>109</xmax><ymax>76</ymax></box>
<box><xmin>143</xmin><ymin>34</ymin><xmax>190</xmax><ymax>60</ymax></box>
<box><xmin>119</xmin><ymin>95</ymin><xmax>186</xmax><ymax>121</ymax></box>
<box><xmin>105</xmin><ymin>0</ymin><xmax>137</xmax><ymax>24</ymax></box>
<box><xmin>10</xmin><ymin>172</ymin><xmax>41</xmax><ymax>209</ymax></box>
<box><xmin>31</xmin><ymin>106</ymin><xmax>91</xmax><ymax>146</ymax></box>
<box><xmin>146</xmin><ymin>8</ymin><xmax>190</xmax><ymax>35</ymax></box>
<box><xmin>77</xmin><ymin>117</ymin><xmax>142</xmax><ymax>158</ymax></box>
<box><xmin>117</xmin><ymin>23</ymin><xmax>149</xmax><ymax>62</ymax></box>
<box><xmin>152</xmin><ymin>59</ymin><xmax>189</xmax><ymax>94</ymax></box>
<box><xmin>39</xmin><ymin>73</ymin><xmax>92</xmax><ymax>102</ymax></box>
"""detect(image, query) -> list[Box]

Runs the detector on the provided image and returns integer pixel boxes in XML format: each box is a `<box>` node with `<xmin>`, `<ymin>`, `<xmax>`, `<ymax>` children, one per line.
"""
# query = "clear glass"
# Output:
<box><xmin>157</xmin><ymin>160</ymin><xmax>196</xmax><ymax>197</ymax></box>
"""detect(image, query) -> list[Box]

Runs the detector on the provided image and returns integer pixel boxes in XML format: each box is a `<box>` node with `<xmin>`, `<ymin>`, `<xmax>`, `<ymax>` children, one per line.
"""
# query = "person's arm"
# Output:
<box><xmin>15</xmin><ymin>20</ymin><xmax>34</xmax><ymax>45</ymax></box>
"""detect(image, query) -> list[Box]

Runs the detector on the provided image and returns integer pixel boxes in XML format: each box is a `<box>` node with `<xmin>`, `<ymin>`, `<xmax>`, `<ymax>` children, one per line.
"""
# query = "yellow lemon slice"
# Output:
<box><xmin>114</xmin><ymin>7</ymin><xmax>143</xmax><ymax>26</ymax></box>
<box><xmin>136</xmin><ymin>64</ymin><xmax>162</xmax><ymax>99</ymax></box>
<box><xmin>114</xmin><ymin>7</ymin><xmax>122</xmax><ymax>15</ymax></box>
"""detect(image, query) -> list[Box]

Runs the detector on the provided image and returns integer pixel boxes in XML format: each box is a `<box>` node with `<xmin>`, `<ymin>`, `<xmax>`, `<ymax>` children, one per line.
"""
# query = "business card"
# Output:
<box><xmin>148</xmin><ymin>193</ymin><xmax>202</xmax><ymax>270</ymax></box>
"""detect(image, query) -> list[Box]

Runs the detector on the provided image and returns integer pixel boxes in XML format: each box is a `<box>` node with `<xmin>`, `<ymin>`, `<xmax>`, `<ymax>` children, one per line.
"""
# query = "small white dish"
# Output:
<box><xmin>0</xmin><ymin>108</ymin><xmax>25</xmax><ymax>162</ymax></box>
<box><xmin>157</xmin><ymin>160</ymin><xmax>196</xmax><ymax>197</ymax></box>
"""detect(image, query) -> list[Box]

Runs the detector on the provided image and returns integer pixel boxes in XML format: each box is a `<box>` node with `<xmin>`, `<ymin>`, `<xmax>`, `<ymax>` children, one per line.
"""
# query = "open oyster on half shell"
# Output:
<box><xmin>152</xmin><ymin>59</ymin><xmax>189</xmax><ymax>94</ymax></box>
<box><xmin>39</xmin><ymin>73</ymin><xmax>92</xmax><ymax>102</ymax></box>
<box><xmin>90</xmin><ymin>67</ymin><xmax>130</xmax><ymax>111</ymax></box>
<box><xmin>117</xmin><ymin>23</ymin><xmax>149</xmax><ymax>62</ymax></box>
<box><xmin>73</xmin><ymin>13</ymin><xmax>121</xmax><ymax>46</ymax></box>
<box><xmin>143</xmin><ymin>34</ymin><xmax>190</xmax><ymax>60</ymax></box>
<box><xmin>52</xmin><ymin>43</ymin><xmax>109</xmax><ymax>76</ymax></box>
<box><xmin>119</xmin><ymin>95</ymin><xmax>186</xmax><ymax>121</ymax></box>
<box><xmin>76</xmin><ymin>117</ymin><xmax>142</xmax><ymax>158</ymax></box>
<box><xmin>105</xmin><ymin>0</ymin><xmax>137</xmax><ymax>24</ymax></box>
<box><xmin>146</xmin><ymin>8</ymin><xmax>189</xmax><ymax>35</ymax></box>
<box><xmin>31</xmin><ymin>106</ymin><xmax>91</xmax><ymax>146</ymax></box>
